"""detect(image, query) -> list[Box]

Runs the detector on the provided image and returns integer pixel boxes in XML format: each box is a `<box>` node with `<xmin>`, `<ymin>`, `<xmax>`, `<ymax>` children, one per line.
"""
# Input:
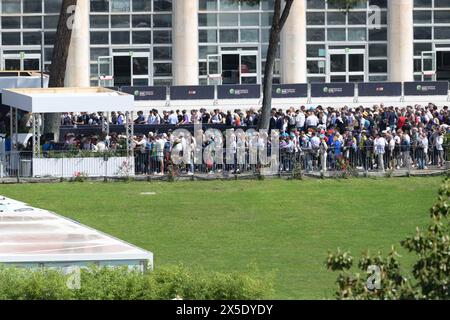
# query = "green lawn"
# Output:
<box><xmin>0</xmin><ymin>177</ymin><xmax>444</xmax><ymax>299</ymax></box>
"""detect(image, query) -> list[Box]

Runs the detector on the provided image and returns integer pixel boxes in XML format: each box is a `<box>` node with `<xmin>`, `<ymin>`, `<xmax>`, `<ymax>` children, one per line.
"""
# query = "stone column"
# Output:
<box><xmin>172</xmin><ymin>0</ymin><xmax>199</xmax><ymax>85</ymax></box>
<box><xmin>65</xmin><ymin>0</ymin><xmax>91</xmax><ymax>87</ymax></box>
<box><xmin>280</xmin><ymin>0</ymin><xmax>307</xmax><ymax>84</ymax></box>
<box><xmin>388</xmin><ymin>0</ymin><xmax>414</xmax><ymax>82</ymax></box>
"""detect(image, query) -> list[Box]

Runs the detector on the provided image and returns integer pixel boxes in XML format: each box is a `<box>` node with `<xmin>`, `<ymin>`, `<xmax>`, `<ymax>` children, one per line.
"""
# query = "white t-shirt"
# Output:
<box><xmin>374</xmin><ymin>137</ymin><xmax>387</xmax><ymax>155</ymax></box>
<box><xmin>155</xmin><ymin>139</ymin><xmax>165</xmax><ymax>156</ymax></box>
<box><xmin>296</xmin><ymin>113</ymin><xmax>306</xmax><ymax>128</ymax></box>
<box><xmin>436</xmin><ymin>136</ymin><xmax>444</xmax><ymax>151</ymax></box>
<box><xmin>305</xmin><ymin>115</ymin><xmax>319</xmax><ymax>127</ymax></box>
<box><xmin>311</xmin><ymin>136</ymin><xmax>321</xmax><ymax>149</ymax></box>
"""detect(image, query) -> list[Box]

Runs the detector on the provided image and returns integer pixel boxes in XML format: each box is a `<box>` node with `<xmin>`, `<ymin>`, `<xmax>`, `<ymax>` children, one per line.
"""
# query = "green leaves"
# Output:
<box><xmin>0</xmin><ymin>265</ymin><xmax>273</xmax><ymax>300</ymax></box>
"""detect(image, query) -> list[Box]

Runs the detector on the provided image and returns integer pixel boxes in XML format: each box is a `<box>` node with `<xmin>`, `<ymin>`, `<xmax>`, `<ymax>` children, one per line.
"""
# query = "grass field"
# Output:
<box><xmin>0</xmin><ymin>177</ymin><xmax>445</xmax><ymax>299</ymax></box>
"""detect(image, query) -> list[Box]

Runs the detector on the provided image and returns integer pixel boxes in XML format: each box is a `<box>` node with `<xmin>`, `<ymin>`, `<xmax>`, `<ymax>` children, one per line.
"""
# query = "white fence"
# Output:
<box><xmin>1</xmin><ymin>152</ymin><xmax>135</xmax><ymax>178</ymax></box>
<box><xmin>32</xmin><ymin>157</ymin><xmax>134</xmax><ymax>178</ymax></box>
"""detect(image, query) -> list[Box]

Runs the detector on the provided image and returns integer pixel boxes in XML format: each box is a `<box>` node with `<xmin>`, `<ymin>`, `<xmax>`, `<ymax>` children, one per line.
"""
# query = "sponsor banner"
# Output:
<box><xmin>218</xmin><ymin>85</ymin><xmax>261</xmax><ymax>99</ymax></box>
<box><xmin>272</xmin><ymin>84</ymin><xmax>308</xmax><ymax>98</ymax></box>
<box><xmin>121</xmin><ymin>86</ymin><xmax>167</xmax><ymax>101</ymax></box>
<box><xmin>170</xmin><ymin>86</ymin><xmax>215</xmax><ymax>100</ymax></box>
<box><xmin>404</xmin><ymin>81</ymin><xmax>449</xmax><ymax>96</ymax></box>
<box><xmin>311</xmin><ymin>83</ymin><xmax>355</xmax><ymax>98</ymax></box>
<box><xmin>358</xmin><ymin>82</ymin><xmax>402</xmax><ymax>97</ymax></box>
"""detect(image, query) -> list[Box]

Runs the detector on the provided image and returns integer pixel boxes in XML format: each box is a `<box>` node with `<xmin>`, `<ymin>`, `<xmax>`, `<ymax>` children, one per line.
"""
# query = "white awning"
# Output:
<box><xmin>1</xmin><ymin>87</ymin><xmax>134</xmax><ymax>113</ymax></box>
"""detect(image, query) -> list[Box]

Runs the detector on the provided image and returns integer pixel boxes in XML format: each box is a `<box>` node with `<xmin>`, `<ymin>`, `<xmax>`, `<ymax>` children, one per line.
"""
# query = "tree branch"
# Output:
<box><xmin>273</xmin><ymin>0</ymin><xmax>281</xmax><ymax>28</ymax></box>
<box><xmin>279</xmin><ymin>0</ymin><xmax>294</xmax><ymax>31</ymax></box>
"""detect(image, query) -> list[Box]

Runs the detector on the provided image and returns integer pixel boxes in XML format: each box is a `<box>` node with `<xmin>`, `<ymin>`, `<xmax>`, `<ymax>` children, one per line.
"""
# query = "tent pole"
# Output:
<box><xmin>125</xmin><ymin>111</ymin><xmax>134</xmax><ymax>160</ymax></box>
<box><xmin>32</xmin><ymin>113</ymin><xmax>41</xmax><ymax>159</ymax></box>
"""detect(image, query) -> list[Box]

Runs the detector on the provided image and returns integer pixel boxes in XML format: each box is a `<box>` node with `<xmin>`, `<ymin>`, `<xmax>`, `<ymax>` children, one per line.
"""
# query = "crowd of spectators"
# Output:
<box><xmin>46</xmin><ymin>103</ymin><xmax>450</xmax><ymax>175</ymax></box>
<box><xmin>2</xmin><ymin>103</ymin><xmax>448</xmax><ymax>174</ymax></box>
<box><xmin>59</xmin><ymin>108</ymin><xmax>253</xmax><ymax>127</ymax></box>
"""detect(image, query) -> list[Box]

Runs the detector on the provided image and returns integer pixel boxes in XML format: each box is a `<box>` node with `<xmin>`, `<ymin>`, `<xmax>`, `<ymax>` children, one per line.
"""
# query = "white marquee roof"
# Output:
<box><xmin>1</xmin><ymin>87</ymin><xmax>134</xmax><ymax>113</ymax></box>
<box><xmin>0</xmin><ymin>73</ymin><xmax>49</xmax><ymax>94</ymax></box>
<box><xmin>0</xmin><ymin>196</ymin><xmax>153</xmax><ymax>265</ymax></box>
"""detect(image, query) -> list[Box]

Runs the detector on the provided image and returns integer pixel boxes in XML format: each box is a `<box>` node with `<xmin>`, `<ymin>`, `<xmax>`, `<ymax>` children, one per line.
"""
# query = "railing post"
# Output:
<box><xmin>16</xmin><ymin>151</ymin><xmax>20</xmax><ymax>183</ymax></box>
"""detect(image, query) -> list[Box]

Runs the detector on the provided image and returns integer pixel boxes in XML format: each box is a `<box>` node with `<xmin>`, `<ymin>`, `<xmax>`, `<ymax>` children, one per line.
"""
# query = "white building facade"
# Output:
<box><xmin>0</xmin><ymin>0</ymin><xmax>449</xmax><ymax>87</ymax></box>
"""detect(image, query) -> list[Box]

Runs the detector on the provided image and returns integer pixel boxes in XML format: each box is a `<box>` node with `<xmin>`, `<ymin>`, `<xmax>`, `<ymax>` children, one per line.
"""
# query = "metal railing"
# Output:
<box><xmin>1</xmin><ymin>144</ymin><xmax>448</xmax><ymax>180</ymax></box>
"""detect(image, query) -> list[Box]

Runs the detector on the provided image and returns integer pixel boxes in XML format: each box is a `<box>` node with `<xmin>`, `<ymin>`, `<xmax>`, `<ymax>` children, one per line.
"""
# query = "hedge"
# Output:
<box><xmin>0</xmin><ymin>265</ymin><xmax>273</xmax><ymax>300</ymax></box>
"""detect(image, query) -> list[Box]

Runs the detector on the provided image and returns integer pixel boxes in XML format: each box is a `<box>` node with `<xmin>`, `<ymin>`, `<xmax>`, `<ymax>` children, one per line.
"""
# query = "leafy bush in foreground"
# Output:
<box><xmin>0</xmin><ymin>265</ymin><xmax>273</xmax><ymax>300</ymax></box>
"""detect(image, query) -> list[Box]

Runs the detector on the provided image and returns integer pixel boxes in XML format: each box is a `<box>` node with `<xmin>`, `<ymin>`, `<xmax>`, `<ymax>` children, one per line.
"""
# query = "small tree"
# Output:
<box><xmin>326</xmin><ymin>178</ymin><xmax>450</xmax><ymax>300</ymax></box>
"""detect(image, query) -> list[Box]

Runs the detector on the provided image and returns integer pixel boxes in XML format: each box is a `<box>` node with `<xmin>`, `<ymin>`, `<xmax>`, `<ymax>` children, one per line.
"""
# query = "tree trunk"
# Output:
<box><xmin>258</xmin><ymin>0</ymin><xmax>294</xmax><ymax>130</ymax></box>
<box><xmin>258</xmin><ymin>20</ymin><xmax>281</xmax><ymax>130</ymax></box>
<box><xmin>44</xmin><ymin>0</ymin><xmax>77</xmax><ymax>140</ymax></box>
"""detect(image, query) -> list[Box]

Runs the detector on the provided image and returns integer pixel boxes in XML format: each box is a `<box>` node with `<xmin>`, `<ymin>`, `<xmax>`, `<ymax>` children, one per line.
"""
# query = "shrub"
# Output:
<box><xmin>72</xmin><ymin>171</ymin><xmax>88</xmax><ymax>183</ymax></box>
<box><xmin>0</xmin><ymin>267</ymin><xmax>72</xmax><ymax>300</ymax></box>
<box><xmin>0</xmin><ymin>265</ymin><xmax>273</xmax><ymax>300</ymax></box>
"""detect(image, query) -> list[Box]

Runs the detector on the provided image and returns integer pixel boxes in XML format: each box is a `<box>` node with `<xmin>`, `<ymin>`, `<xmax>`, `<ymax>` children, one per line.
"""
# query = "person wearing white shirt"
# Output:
<box><xmin>155</xmin><ymin>135</ymin><xmax>166</xmax><ymax>175</ymax></box>
<box><xmin>305</xmin><ymin>112</ymin><xmax>319</xmax><ymax>129</ymax></box>
<box><xmin>419</xmin><ymin>133</ymin><xmax>429</xmax><ymax>170</ymax></box>
<box><xmin>211</xmin><ymin>110</ymin><xmax>222</xmax><ymax>124</ymax></box>
<box><xmin>168</xmin><ymin>111</ymin><xmax>178</xmax><ymax>125</ymax></box>
<box><xmin>296</xmin><ymin>111</ymin><xmax>306</xmax><ymax>131</ymax></box>
<box><xmin>310</xmin><ymin>134</ymin><xmax>321</xmax><ymax>150</ymax></box>
<box><xmin>436</xmin><ymin>131</ymin><xmax>445</xmax><ymax>167</ymax></box>
<box><xmin>153</xmin><ymin>111</ymin><xmax>161</xmax><ymax>125</ymax></box>
<box><xmin>147</xmin><ymin>111</ymin><xmax>156</xmax><ymax>125</ymax></box>
<box><xmin>374</xmin><ymin>134</ymin><xmax>387</xmax><ymax>172</ymax></box>
<box><xmin>96</xmin><ymin>140</ymin><xmax>108</xmax><ymax>152</ymax></box>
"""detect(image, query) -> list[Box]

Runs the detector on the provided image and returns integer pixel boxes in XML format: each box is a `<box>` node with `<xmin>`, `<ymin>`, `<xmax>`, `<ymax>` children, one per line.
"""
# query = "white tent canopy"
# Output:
<box><xmin>0</xmin><ymin>196</ymin><xmax>153</xmax><ymax>269</ymax></box>
<box><xmin>0</xmin><ymin>72</ymin><xmax>49</xmax><ymax>94</ymax></box>
<box><xmin>3</xmin><ymin>87</ymin><xmax>135</xmax><ymax>161</ymax></box>
<box><xmin>1</xmin><ymin>87</ymin><xmax>134</xmax><ymax>113</ymax></box>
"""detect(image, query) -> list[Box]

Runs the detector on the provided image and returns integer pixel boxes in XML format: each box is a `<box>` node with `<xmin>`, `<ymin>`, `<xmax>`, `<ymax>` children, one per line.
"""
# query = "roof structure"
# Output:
<box><xmin>0</xmin><ymin>72</ymin><xmax>49</xmax><ymax>94</ymax></box>
<box><xmin>1</xmin><ymin>87</ymin><xmax>134</xmax><ymax>113</ymax></box>
<box><xmin>0</xmin><ymin>196</ymin><xmax>153</xmax><ymax>268</ymax></box>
